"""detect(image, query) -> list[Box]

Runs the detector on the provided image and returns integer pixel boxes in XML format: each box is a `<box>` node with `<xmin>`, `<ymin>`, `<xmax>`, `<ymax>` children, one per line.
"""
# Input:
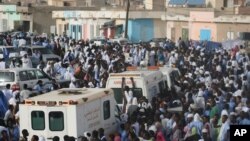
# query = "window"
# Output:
<box><xmin>49</xmin><ymin>112</ymin><xmax>64</xmax><ymax>131</ymax></box>
<box><xmin>27</xmin><ymin>70</ymin><xmax>36</xmax><ymax>80</ymax></box>
<box><xmin>31</xmin><ymin>111</ymin><xmax>45</xmax><ymax>130</ymax></box>
<box><xmin>0</xmin><ymin>72</ymin><xmax>15</xmax><ymax>82</ymax></box>
<box><xmin>19</xmin><ymin>71</ymin><xmax>28</xmax><ymax>81</ymax></box>
<box><xmin>158</xmin><ymin>81</ymin><xmax>166</xmax><ymax>95</ymax></box>
<box><xmin>132</xmin><ymin>88</ymin><xmax>143</xmax><ymax>100</ymax></box>
<box><xmin>103</xmin><ymin>100</ymin><xmax>110</xmax><ymax>120</ymax></box>
<box><xmin>227</xmin><ymin>31</ymin><xmax>234</xmax><ymax>40</ymax></box>
<box><xmin>112</xmin><ymin>88</ymin><xmax>143</xmax><ymax>104</ymax></box>
<box><xmin>36</xmin><ymin>70</ymin><xmax>47</xmax><ymax>79</ymax></box>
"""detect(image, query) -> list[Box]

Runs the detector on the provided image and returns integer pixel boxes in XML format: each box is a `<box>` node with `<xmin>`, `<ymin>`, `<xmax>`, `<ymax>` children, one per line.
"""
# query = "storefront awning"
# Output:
<box><xmin>169</xmin><ymin>0</ymin><xmax>186</xmax><ymax>5</ymax></box>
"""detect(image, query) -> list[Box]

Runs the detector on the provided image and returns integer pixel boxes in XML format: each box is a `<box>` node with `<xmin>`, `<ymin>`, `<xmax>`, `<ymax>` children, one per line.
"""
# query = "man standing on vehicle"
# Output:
<box><xmin>21</xmin><ymin>54</ymin><xmax>32</xmax><ymax>68</ymax></box>
<box><xmin>2</xmin><ymin>84</ymin><xmax>13</xmax><ymax>102</ymax></box>
<box><xmin>20</xmin><ymin>84</ymin><xmax>31</xmax><ymax>103</ymax></box>
<box><xmin>0</xmin><ymin>57</ymin><xmax>5</xmax><ymax>69</ymax></box>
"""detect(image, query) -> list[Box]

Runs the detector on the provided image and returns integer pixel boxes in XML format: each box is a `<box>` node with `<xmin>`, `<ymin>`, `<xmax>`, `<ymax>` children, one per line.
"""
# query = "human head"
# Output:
<box><xmin>23</xmin><ymin>84</ymin><xmax>28</xmax><ymax>89</ymax></box>
<box><xmin>98</xmin><ymin>128</ymin><xmax>105</xmax><ymax>136</ymax></box>
<box><xmin>6</xmin><ymin>84</ymin><xmax>11</xmax><ymax>89</ymax></box>
<box><xmin>53</xmin><ymin>136</ymin><xmax>60</xmax><ymax>141</ymax></box>
<box><xmin>80</xmin><ymin>136</ymin><xmax>88</xmax><ymax>141</ymax></box>
<box><xmin>22</xmin><ymin>129</ymin><xmax>29</xmax><ymax>137</ymax></box>
<box><xmin>222</xmin><ymin>115</ymin><xmax>228</xmax><ymax>123</ymax></box>
<box><xmin>92</xmin><ymin>130</ymin><xmax>98</xmax><ymax>138</ymax></box>
<box><xmin>31</xmin><ymin>135</ymin><xmax>39</xmax><ymax>141</ymax></box>
<box><xmin>37</xmin><ymin>80</ymin><xmax>43</xmax><ymax>86</ymax></box>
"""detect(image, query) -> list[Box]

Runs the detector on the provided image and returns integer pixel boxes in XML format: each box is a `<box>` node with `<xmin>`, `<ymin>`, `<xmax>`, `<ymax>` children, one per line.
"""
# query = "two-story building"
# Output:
<box><xmin>52</xmin><ymin>10</ymin><xmax>166</xmax><ymax>42</ymax></box>
<box><xmin>162</xmin><ymin>0</ymin><xmax>250</xmax><ymax>42</ymax></box>
<box><xmin>0</xmin><ymin>4</ymin><xmax>33</xmax><ymax>32</ymax></box>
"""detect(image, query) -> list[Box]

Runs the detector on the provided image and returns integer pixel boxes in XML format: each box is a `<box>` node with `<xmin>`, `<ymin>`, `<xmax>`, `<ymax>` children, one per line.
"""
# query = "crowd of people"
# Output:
<box><xmin>0</xmin><ymin>32</ymin><xmax>250</xmax><ymax>141</ymax></box>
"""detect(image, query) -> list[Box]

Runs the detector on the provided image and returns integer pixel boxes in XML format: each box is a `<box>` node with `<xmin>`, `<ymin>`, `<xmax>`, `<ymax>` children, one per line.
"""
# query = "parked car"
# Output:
<box><xmin>20</xmin><ymin>46</ymin><xmax>61</xmax><ymax>63</ymax></box>
<box><xmin>5</xmin><ymin>56</ymin><xmax>40</xmax><ymax>68</ymax></box>
<box><xmin>110</xmin><ymin>38</ymin><xmax>131</xmax><ymax>46</ymax></box>
<box><xmin>0</xmin><ymin>46</ymin><xmax>19</xmax><ymax>59</ymax></box>
<box><xmin>90</xmin><ymin>37</ymin><xmax>107</xmax><ymax>46</ymax></box>
<box><xmin>0</xmin><ymin>68</ymin><xmax>52</xmax><ymax>91</ymax></box>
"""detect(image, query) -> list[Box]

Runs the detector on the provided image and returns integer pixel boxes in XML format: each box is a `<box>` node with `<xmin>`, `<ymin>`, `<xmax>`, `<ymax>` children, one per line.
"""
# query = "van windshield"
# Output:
<box><xmin>0</xmin><ymin>72</ymin><xmax>15</xmax><ymax>82</ymax></box>
<box><xmin>112</xmin><ymin>88</ymin><xmax>143</xmax><ymax>104</ymax></box>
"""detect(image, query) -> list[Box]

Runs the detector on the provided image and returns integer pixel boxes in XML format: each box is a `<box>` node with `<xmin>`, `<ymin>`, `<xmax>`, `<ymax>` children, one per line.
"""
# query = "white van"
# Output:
<box><xmin>19</xmin><ymin>88</ymin><xmax>118</xmax><ymax>141</ymax></box>
<box><xmin>0</xmin><ymin>68</ymin><xmax>52</xmax><ymax>91</ymax></box>
<box><xmin>106</xmin><ymin>67</ymin><xmax>168</xmax><ymax>107</ymax></box>
<box><xmin>110</xmin><ymin>38</ymin><xmax>130</xmax><ymax>46</ymax></box>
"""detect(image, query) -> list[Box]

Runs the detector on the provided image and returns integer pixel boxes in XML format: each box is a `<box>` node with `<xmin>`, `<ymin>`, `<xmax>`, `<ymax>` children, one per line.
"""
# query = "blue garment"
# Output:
<box><xmin>33</xmin><ymin>84</ymin><xmax>43</xmax><ymax>93</ymax></box>
<box><xmin>0</xmin><ymin>91</ymin><xmax>8</xmax><ymax>118</ymax></box>
<box><xmin>189</xmin><ymin>121</ymin><xmax>203</xmax><ymax>136</ymax></box>
<box><xmin>120</xmin><ymin>130</ymin><xmax>128</xmax><ymax>141</ymax></box>
<box><xmin>13</xmin><ymin>125</ymin><xmax>19</xmax><ymax>141</ymax></box>
<box><xmin>13</xmin><ymin>39</ymin><xmax>18</xmax><ymax>48</ymax></box>
<box><xmin>228</xmin><ymin>101</ymin><xmax>235</xmax><ymax>113</ymax></box>
<box><xmin>239</xmin><ymin>118</ymin><xmax>250</xmax><ymax>125</ymax></box>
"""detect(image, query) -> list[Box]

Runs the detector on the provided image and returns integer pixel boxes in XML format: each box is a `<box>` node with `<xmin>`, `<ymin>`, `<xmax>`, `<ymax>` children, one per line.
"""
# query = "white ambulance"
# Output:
<box><xmin>159</xmin><ymin>67</ymin><xmax>181</xmax><ymax>92</ymax></box>
<box><xmin>105</xmin><ymin>66</ymin><xmax>169</xmax><ymax>106</ymax></box>
<box><xmin>19</xmin><ymin>88</ymin><xmax>118</xmax><ymax>141</ymax></box>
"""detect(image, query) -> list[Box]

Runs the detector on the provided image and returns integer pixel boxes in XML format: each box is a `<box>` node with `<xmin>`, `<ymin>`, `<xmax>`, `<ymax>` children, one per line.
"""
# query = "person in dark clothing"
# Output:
<box><xmin>20</xmin><ymin>129</ymin><xmax>29</xmax><ymax>141</ymax></box>
<box><xmin>90</xmin><ymin>130</ymin><xmax>100</xmax><ymax>141</ymax></box>
<box><xmin>63</xmin><ymin>135</ymin><xmax>69</xmax><ymax>141</ymax></box>
<box><xmin>98</xmin><ymin>128</ymin><xmax>107</xmax><ymax>141</ymax></box>
<box><xmin>31</xmin><ymin>135</ymin><xmax>39</xmax><ymax>141</ymax></box>
<box><xmin>53</xmin><ymin>136</ymin><xmax>60</xmax><ymax>141</ymax></box>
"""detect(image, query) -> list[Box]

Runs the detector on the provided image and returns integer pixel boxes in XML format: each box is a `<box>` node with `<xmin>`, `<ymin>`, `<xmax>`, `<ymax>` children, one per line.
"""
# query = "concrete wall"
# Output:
<box><xmin>206</xmin><ymin>0</ymin><xmax>224</xmax><ymax>9</ymax></box>
<box><xmin>30</xmin><ymin>7</ymin><xmax>55</xmax><ymax>34</ymax></box>
<box><xmin>216</xmin><ymin>23</ymin><xmax>250</xmax><ymax>42</ymax></box>
<box><xmin>166</xmin><ymin>21</ymin><xmax>188</xmax><ymax>42</ymax></box>
<box><xmin>154</xmin><ymin>20</ymin><xmax>166</xmax><ymax>38</ymax></box>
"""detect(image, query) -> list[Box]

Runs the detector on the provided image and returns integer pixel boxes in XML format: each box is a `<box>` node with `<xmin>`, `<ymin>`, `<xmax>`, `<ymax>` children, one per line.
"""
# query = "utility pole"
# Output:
<box><xmin>124</xmin><ymin>0</ymin><xmax>130</xmax><ymax>39</ymax></box>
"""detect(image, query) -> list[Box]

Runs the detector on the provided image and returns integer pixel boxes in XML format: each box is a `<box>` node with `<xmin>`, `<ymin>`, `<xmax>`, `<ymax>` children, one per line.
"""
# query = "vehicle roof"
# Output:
<box><xmin>159</xmin><ymin>67</ymin><xmax>179</xmax><ymax>73</ymax></box>
<box><xmin>20</xmin><ymin>46</ymin><xmax>46</xmax><ymax>49</ymax></box>
<box><xmin>109</xmin><ymin>70</ymin><xmax>163</xmax><ymax>80</ymax></box>
<box><xmin>0</xmin><ymin>68</ymin><xmax>40</xmax><ymax>72</ymax></box>
<box><xmin>28</xmin><ymin>88</ymin><xmax>113</xmax><ymax>103</ymax></box>
<box><xmin>0</xmin><ymin>46</ymin><xmax>15</xmax><ymax>48</ymax></box>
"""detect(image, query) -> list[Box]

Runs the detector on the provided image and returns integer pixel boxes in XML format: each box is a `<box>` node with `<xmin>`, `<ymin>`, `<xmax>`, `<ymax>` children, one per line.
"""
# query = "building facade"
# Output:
<box><xmin>163</xmin><ymin>0</ymin><xmax>250</xmax><ymax>42</ymax></box>
<box><xmin>0</xmin><ymin>4</ymin><xmax>33</xmax><ymax>32</ymax></box>
<box><xmin>52</xmin><ymin>10</ymin><xmax>166</xmax><ymax>42</ymax></box>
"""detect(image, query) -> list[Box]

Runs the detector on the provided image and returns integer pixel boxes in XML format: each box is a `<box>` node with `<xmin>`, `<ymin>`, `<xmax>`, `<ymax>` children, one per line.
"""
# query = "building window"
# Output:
<box><xmin>49</xmin><ymin>112</ymin><xmax>64</xmax><ymax>131</ymax></box>
<box><xmin>103</xmin><ymin>100</ymin><xmax>110</xmax><ymax>120</ymax></box>
<box><xmin>227</xmin><ymin>31</ymin><xmax>234</xmax><ymax>40</ymax></box>
<box><xmin>31</xmin><ymin>111</ymin><xmax>45</xmax><ymax>130</ymax></box>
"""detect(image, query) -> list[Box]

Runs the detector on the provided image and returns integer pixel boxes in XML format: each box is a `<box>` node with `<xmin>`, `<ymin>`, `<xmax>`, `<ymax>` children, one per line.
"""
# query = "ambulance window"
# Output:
<box><xmin>49</xmin><ymin>112</ymin><xmax>64</xmax><ymax>131</ymax></box>
<box><xmin>31</xmin><ymin>111</ymin><xmax>45</xmax><ymax>130</ymax></box>
<box><xmin>103</xmin><ymin>100</ymin><xmax>110</xmax><ymax>120</ymax></box>
<box><xmin>132</xmin><ymin>88</ymin><xmax>143</xmax><ymax>100</ymax></box>
<box><xmin>112</xmin><ymin>88</ymin><xmax>123</xmax><ymax>104</ymax></box>
<box><xmin>158</xmin><ymin>81</ymin><xmax>165</xmax><ymax>94</ymax></box>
